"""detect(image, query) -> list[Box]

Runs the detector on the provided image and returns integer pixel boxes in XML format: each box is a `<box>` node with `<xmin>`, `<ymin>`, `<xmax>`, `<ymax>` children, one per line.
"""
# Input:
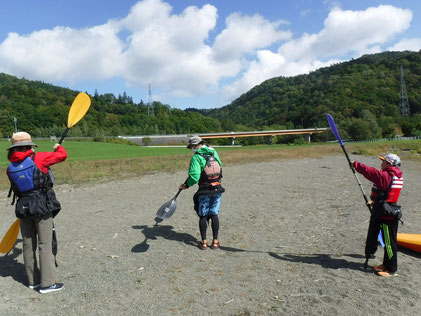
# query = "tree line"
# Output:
<box><xmin>206</xmin><ymin>50</ymin><xmax>421</xmax><ymax>141</ymax></box>
<box><xmin>0</xmin><ymin>73</ymin><xmax>222</xmax><ymax>139</ymax></box>
<box><xmin>1</xmin><ymin>50</ymin><xmax>420</xmax><ymax>144</ymax></box>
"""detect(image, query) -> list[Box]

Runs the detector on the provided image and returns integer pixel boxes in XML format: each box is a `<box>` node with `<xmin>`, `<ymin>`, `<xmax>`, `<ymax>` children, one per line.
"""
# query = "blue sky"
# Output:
<box><xmin>0</xmin><ymin>0</ymin><xmax>420</xmax><ymax>109</ymax></box>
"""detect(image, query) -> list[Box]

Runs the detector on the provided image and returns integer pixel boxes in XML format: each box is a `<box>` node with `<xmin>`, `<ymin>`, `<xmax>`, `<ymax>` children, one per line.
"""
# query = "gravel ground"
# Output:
<box><xmin>1</xmin><ymin>154</ymin><xmax>421</xmax><ymax>315</ymax></box>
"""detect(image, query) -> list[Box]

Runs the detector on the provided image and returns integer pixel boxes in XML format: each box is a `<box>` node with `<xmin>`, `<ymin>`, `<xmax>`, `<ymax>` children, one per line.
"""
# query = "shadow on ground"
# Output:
<box><xmin>397</xmin><ymin>246</ymin><xmax>421</xmax><ymax>258</ymax></box>
<box><xmin>131</xmin><ymin>218</ymin><xmax>197</xmax><ymax>253</ymax></box>
<box><xmin>0</xmin><ymin>240</ymin><xmax>27</xmax><ymax>286</ymax></box>
<box><xmin>268</xmin><ymin>252</ymin><xmax>372</xmax><ymax>272</ymax></box>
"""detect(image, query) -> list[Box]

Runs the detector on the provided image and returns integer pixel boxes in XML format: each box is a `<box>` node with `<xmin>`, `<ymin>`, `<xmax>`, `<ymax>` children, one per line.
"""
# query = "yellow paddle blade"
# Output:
<box><xmin>67</xmin><ymin>92</ymin><xmax>91</xmax><ymax>128</ymax></box>
<box><xmin>0</xmin><ymin>219</ymin><xmax>20</xmax><ymax>254</ymax></box>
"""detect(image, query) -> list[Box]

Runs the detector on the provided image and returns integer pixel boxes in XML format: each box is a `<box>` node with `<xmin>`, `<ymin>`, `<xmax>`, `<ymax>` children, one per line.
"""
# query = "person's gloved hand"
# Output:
<box><xmin>179</xmin><ymin>184</ymin><xmax>188</xmax><ymax>190</ymax></box>
<box><xmin>53</xmin><ymin>143</ymin><xmax>60</xmax><ymax>151</ymax></box>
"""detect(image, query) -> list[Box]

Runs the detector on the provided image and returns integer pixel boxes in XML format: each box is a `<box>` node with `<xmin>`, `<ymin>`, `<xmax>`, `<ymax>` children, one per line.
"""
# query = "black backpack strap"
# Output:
<box><xmin>195</xmin><ymin>152</ymin><xmax>214</xmax><ymax>166</ymax></box>
<box><xmin>52</xmin><ymin>222</ymin><xmax>58</xmax><ymax>267</ymax></box>
<box><xmin>8</xmin><ymin>187</ymin><xmax>17</xmax><ymax>205</ymax></box>
<box><xmin>195</xmin><ymin>152</ymin><xmax>214</xmax><ymax>158</ymax></box>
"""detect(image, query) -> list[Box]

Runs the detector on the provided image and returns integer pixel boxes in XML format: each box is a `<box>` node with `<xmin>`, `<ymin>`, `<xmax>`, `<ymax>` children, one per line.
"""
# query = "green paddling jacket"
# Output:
<box><xmin>185</xmin><ymin>145</ymin><xmax>222</xmax><ymax>188</ymax></box>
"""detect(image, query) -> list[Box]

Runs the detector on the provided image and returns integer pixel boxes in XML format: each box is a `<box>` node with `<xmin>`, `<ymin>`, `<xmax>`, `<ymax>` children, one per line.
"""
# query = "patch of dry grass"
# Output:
<box><xmin>219</xmin><ymin>144</ymin><xmax>341</xmax><ymax>165</ymax></box>
<box><xmin>1</xmin><ymin>141</ymin><xmax>419</xmax><ymax>191</ymax></box>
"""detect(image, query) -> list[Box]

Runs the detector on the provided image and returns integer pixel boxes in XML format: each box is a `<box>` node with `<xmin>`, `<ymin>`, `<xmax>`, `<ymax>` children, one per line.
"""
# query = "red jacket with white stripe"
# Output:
<box><xmin>353</xmin><ymin>161</ymin><xmax>403</xmax><ymax>219</ymax></box>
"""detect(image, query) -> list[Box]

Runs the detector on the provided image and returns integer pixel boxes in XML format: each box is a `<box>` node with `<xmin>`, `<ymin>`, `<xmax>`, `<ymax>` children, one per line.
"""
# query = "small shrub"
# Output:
<box><xmin>142</xmin><ymin>137</ymin><xmax>152</xmax><ymax>146</ymax></box>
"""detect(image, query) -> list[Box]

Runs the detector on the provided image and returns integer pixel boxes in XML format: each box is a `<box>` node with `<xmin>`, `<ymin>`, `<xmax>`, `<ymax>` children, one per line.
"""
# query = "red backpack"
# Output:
<box><xmin>196</xmin><ymin>153</ymin><xmax>222</xmax><ymax>188</ymax></box>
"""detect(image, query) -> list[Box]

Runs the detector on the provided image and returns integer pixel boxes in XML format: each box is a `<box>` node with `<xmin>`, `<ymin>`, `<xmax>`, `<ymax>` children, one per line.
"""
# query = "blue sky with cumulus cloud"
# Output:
<box><xmin>0</xmin><ymin>0</ymin><xmax>420</xmax><ymax>109</ymax></box>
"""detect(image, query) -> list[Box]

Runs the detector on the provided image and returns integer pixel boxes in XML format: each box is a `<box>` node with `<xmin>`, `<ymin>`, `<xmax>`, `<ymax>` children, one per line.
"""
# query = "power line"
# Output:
<box><xmin>399</xmin><ymin>65</ymin><xmax>410</xmax><ymax>116</ymax></box>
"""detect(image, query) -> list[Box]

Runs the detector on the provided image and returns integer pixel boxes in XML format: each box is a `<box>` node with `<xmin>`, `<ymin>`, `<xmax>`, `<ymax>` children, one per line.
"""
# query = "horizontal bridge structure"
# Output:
<box><xmin>199</xmin><ymin>128</ymin><xmax>328</xmax><ymax>145</ymax></box>
<box><xmin>120</xmin><ymin>127</ymin><xmax>328</xmax><ymax>146</ymax></box>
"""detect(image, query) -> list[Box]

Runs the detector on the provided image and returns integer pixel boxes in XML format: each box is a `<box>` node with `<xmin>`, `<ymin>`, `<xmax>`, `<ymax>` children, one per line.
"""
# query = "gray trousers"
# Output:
<box><xmin>20</xmin><ymin>213</ymin><xmax>55</xmax><ymax>287</ymax></box>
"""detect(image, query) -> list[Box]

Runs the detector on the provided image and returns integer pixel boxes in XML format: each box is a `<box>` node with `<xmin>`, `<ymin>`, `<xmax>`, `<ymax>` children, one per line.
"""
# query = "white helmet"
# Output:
<box><xmin>378</xmin><ymin>153</ymin><xmax>401</xmax><ymax>167</ymax></box>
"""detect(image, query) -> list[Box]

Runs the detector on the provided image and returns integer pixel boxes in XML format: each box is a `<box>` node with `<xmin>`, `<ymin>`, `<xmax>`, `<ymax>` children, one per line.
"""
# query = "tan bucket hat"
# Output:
<box><xmin>187</xmin><ymin>135</ymin><xmax>204</xmax><ymax>149</ymax></box>
<box><xmin>8</xmin><ymin>132</ymin><xmax>38</xmax><ymax>150</ymax></box>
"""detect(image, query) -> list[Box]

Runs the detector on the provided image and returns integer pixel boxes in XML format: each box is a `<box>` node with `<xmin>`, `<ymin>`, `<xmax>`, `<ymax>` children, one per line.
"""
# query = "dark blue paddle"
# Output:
<box><xmin>326</xmin><ymin>114</ymin><xmax>373</xmax><ymax>268</ymax></box>
<box><xmin>326</xmin><ymin>114</ymin><xmax>372</xmax><ymax>209</ymax></box>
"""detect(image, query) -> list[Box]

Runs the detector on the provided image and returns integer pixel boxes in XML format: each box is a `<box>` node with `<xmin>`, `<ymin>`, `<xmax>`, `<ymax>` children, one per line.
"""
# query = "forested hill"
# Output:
<box><xmin>0</xmin><ymin>73</ymin><xmax>222</xmax><ymax>138</ymax></box>
<box><xmin>207</xmin><ymin>51</ymin><xmax>421</xmax><ymax>140</ymax></box>
<box><xmin>2</xmin><ymin>50</ymin><xmax>421</xmax><ymax>141</ymax></box>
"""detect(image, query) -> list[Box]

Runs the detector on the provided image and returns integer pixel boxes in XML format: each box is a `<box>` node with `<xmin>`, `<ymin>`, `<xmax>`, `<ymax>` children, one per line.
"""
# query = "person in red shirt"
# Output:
<box><xmin>353</xmin><ymin>153</ymin><xmax>403</xmax><ymax>277</ymax></box>
<box><xmin>7</xmin><ymin>132</ymin><xmax>67</xmax><ymax>293</ymax></box>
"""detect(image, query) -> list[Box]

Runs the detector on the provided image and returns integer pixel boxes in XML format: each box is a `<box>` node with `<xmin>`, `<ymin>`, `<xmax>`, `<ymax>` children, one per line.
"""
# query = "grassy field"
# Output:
<box><xmin>0</xmin><ymin>139</ymin><xmax>419</xmax><ymax>191</ymax></box>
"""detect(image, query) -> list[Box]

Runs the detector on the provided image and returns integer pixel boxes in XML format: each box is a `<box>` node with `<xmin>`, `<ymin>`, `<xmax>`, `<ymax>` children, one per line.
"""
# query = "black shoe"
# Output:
<box><xmin>39</xmin><ymin>283</ymin><xmax>64</xmax><ymax>294</ymax></box>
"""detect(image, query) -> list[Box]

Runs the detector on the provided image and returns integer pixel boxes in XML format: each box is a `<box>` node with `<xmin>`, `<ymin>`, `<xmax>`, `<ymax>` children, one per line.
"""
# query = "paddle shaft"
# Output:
<box><xmin>174</xmin><ymin>189</ymin><xmax>182</xmax><ymax>200</ymax></box>
<box><xmin>326</xmin><ymin>114</ymin><xmax>372</xmax><ymax>213</ymax></box>
<box><xmin>339</xmin><ymin>144</ymin><xmax>372</xmax><ymax>213</ymax></box>
<box><xmin>327</xmin><ymin>114</ymin><xmax>373</xmax><ymax>269</ymax></box>
<box><xmin>58</xmin><ymin>127</ymin><xmax>70</xmax><ymax>145</ymax></box>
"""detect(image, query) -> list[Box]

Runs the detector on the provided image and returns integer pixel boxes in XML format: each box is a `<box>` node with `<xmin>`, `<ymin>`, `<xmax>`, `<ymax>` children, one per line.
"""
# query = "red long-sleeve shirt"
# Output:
<box><xmin>353</xmin><ymin>161</ymin><xmax>402</xmax><ymax>192</ymax></box>
<box><xmin>7</xmin><ymin>146</ymin><xmax>67</xmax><ymax>174</ymax></box>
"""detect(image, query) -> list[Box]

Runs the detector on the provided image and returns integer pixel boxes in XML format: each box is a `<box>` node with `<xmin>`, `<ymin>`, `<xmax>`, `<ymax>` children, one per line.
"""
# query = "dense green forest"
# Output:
<box><xmin>1</xmin><ymin>50</ymin><xmax>420</xmax><ymax>143</ymax></box>
<box><xmin>0</xmin><ymin>73</ymin><xmax>222</xmax><ymax>138</ymax></box>
<box><xmin>207</xmin><ymin>50</ymin><xmax>421</xmax><ymax>141</ymax></box>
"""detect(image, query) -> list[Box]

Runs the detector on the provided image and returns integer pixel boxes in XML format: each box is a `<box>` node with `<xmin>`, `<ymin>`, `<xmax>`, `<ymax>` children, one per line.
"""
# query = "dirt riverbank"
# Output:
<box><xmin>1</xmin><ymin>155</ymin><xmax>421</xmax><ymax>315</ymax></box>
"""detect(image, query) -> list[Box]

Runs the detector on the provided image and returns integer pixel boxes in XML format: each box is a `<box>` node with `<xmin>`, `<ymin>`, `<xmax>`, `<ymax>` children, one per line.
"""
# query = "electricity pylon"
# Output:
<box><xmin>399</xmin><ymin>65</ymin><xmax>410</xmax><ymax>116</ymax></box>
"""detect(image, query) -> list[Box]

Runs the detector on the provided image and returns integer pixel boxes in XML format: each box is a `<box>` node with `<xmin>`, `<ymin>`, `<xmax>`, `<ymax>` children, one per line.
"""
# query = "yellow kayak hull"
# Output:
<box><xmin>397</xmin><ymin>233</ymin><xmax>421</xmax><ymax>253</ymax></box>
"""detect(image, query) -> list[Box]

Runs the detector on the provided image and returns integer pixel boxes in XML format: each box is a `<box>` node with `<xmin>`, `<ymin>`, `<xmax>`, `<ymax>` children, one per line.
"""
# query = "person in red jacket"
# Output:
<box><xmin>353</xmin><ymin>153</ymin><xmax>403</xmax><ymax>277</ymax></box>
<box><xmin>7</xmin><ymin>132</ymin><xmax>67</xmax><ymax>293</ymax></box>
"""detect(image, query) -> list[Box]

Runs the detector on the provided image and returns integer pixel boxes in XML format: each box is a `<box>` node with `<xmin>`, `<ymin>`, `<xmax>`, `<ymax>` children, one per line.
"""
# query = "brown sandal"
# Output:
<box><xmin>199</xmin><ymin>240</ymin><xmax>208</xmax><ymax>250</ymax></box>
<box><xmin>211</xmin><ymin>240</ymin><xmax>220</xmax><ymax>249</ymax></box>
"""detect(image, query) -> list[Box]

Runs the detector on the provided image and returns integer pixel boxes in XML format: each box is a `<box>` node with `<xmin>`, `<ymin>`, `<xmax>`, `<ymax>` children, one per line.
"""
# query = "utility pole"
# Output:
<box><xmin>13</xmin><ymin>117</ymin><xmax>18</xmax><ymax>133</ymax></box>
<box><xmin>399</xmin><ymin>65</ymin><xmax>410</xmax><ymax>116</ymax></box>
<box><xmin>148</xmin><ymin>84</ymin><xmax>154</xmax><ymax>117</ymax></box>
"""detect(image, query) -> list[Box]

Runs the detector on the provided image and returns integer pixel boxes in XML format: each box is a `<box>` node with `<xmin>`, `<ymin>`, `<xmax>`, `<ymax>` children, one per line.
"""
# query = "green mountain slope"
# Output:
<box><xmin>208</xmin><ymin>51</ymin><xmax>421</xmax><ymax>139</ymax></box>
<box><xmin>0</xmin><ymin>73</ymin><xmax>222</xmax><ymax>138</ymax></box>
<box><xmin>2</xmin><ymin>50</ymin><xmax>421</xmax><ymax>142</ymax></box>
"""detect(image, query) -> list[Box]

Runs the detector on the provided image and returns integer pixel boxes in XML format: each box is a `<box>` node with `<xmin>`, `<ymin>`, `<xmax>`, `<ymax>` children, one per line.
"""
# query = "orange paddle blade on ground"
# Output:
<box><xmin>67</xmin><ymin>92</ymin><xmax>91</xmax><ymax>128</ymax></box>
<box><xmin>0</xmin><ymin>219</ymin><xmax>20</xmax><ymax>254</ymax></box>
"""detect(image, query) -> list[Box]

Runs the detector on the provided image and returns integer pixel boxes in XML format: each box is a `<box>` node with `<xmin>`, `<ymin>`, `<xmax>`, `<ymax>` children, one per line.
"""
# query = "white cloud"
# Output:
<box><xmin>278</xmin><ymin>5</ymin><xmax>412</xmax><ymax>61</ymax></box>
<box><xmin>212</xmin><ymin>13</ymin><xmax>291</xmax><ymax>62</ymax></box>
<box><xmin>0</xmin><ymin>1</ymin><xmax>417</xmax><ymax>108</ymax></box>
<box><xmin>224</xmin><ymin>5</ymin><xmax>414</xmax><ymax>102</ymax></box>
<box><xmin>387</xmin><ymin>38</ymin><xmax>421</xmax><ymax>52</ymax></box>
<box><xmin>300</xmin><ymin>9</ymin><xmax>311</xmax><ymax>17</ymax></box>
<box><xmin>120</xmin><ymin>0</ymin><xmax>224</xmax><ymax>96</ymax></box>
<box><xmin>223</xmin><ymin>50</ymin><xmax>341</xmax><ymax>101</ymax></box>
<box><xmin>0</xmin><ymin>23</ymin><xmax>124</xmax><ymax>82</ymax></box>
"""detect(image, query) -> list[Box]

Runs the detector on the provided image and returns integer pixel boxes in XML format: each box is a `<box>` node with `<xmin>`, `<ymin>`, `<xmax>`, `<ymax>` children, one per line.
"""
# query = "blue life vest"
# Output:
<box><xmin>8</xmin><ymin>154</ymin><xmax>38</xmax><ymax>193</ymax></box>
<box><xmin>8</xmin><ymin>153</ymin><xmax>60</xmax><ymax>219</ymax></box>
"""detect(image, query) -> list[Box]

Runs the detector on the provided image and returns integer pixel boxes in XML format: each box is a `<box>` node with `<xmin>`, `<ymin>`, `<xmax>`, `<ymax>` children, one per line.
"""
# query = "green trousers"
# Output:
<box><xmin>20</xmin><ymin>213</ymin><xmax>55</xmax><ymax>288</ymax></box>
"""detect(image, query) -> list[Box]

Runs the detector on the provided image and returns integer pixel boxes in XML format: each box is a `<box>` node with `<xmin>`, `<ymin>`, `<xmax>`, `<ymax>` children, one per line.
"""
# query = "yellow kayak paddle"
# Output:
<box><xmin>0</xmin><ymin>219</ymin><xmax>20</xmax><ymax>254</ymax></box>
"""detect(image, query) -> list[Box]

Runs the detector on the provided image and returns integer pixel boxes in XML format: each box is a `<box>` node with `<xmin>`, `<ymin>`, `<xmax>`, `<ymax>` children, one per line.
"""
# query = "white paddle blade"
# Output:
<box><xmin>156</xmin><ymin>199</ymin><xmax>177</xmax><ymax>219</ymax></box>
<box><xmin>156</xmin><ymin>200</ymin><xmax>172</xmax><ymax>219</ymax></box>
<box><xmin>163</xmin><ymin>199</ymin><xmax>177</xmax><ymax>218</ymax></box>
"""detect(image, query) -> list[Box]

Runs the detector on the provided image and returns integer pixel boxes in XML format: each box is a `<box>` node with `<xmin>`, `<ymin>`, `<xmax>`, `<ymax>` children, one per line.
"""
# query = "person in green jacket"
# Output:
<box><xmin>179</xmin><ymin>136</ymin><xmax>225</xmax><ymax>250</ymax></box>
